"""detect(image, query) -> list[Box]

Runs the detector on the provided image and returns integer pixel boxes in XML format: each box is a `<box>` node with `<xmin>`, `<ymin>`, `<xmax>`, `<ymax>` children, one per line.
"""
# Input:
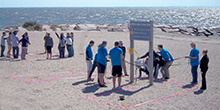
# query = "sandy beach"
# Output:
<box><xmin>1</xmin><ymin>28</ymin><xmax>220</xmax><ymax>110</ymax></box>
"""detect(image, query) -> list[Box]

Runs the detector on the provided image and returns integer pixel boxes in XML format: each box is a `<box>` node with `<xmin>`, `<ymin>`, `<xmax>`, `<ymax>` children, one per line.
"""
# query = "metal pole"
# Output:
<box><xmin>149</xmin><ymin>21</ymin><xmax>154</xmax><ymax>86</ymax></box>
<box><xmin>130</xmin><ymin>40</ymin><xmax>134</xmax><ymax>83</ymax></box>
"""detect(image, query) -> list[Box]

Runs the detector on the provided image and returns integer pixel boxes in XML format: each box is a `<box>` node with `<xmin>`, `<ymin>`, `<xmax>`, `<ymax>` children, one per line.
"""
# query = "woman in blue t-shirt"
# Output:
<box><xmin>97</xmin><ymin>41</ymin><xmax>108</xmax><ymax>87</ymax></box>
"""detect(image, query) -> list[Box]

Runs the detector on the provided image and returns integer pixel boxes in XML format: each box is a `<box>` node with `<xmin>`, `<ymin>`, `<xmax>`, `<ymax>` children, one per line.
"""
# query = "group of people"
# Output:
<box><xmin>85</xmin><ymin>40</ymin><xmax>127</xmax><ymax>88</ymax></box>
<box><xmin>43</xmin><ymin>32</ymin><xmax>74</xmax><ymax>59</ymax></box>
<box><xmin>1</xmin><ymin>31</ymin><xmax>30</xmax><ymax>60</ymax></box>
<box><xmin>85</xmin><ymin>40</ymin><xmax>209</xmax><ymax>90</ymax></box>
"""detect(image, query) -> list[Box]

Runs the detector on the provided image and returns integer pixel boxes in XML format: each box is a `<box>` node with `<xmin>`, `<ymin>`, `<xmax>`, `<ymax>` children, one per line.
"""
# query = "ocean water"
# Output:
<box><xmin>0</xmin><ymin>7</ymin><xmax>220</xmax><ymax>29</ymax></box>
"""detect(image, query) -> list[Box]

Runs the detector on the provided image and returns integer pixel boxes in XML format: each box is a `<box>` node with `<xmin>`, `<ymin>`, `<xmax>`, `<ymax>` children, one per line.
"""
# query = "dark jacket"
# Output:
<box><xmin>200</xmin><ymin>55</ymin><xmax>209</xmax><ymax>72</ymax></box>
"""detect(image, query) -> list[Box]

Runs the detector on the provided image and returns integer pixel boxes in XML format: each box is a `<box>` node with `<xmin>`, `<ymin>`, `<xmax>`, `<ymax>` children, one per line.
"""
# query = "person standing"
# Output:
<box><xmin>43</xmin><ymin>33</ymin><xmax>49</xmax><ymax>53</ymax></box>
<box><xmin>7</xmin><ymin>32</ymin><xmax>12</xmax><ymax>57</ymax></box>
<box><xmin>119</xmin><ymin>41</ymin><xmax>129</xmax><ymax>76</ymax></box>
<box><xmin>97</xmin><ymin>41</ymin><xmax>108</xmax><ymax>87</ymax></box>
<box><xmin>66</xmin><ymin>33</ymin><xmax>73</xmax><ymax>57</ymax></box>
<box><xmin>200</xmin><ymin>49</ymin><xmax>209</xmax><ymax>90</ymax></box>
<box><xmin>70</xmin><ymin>32</ymin><xmax>74</xmax><ymax>56</ymax></box>
<box><xmin>185</xmin><ymin>42</ymin><xmax>200</xmax><ymax>85</ymax></box>
<box><xmin>1</xmin><ymin>32</ymin><xmax>7</xmax><ymax>57</ymax></box>
<box><xmin>44</xmin><ymin>33</ymin><xmax>53</xmax><ymax>59</ymax></box>
<box><xmin>55</xmin><ymin>32</ymin><xmax>66</xmax><ymax>58</ymax></box>
<box><xmin>88</xmin><ymin>53</ymin><xmax>99</xmax><ymax>81</ymax></box>
<box><xmin>86</xmin><ymin>40</ymin><xmax>95</xmax><ymax>80</ymax></box>
<box><xmin>158</xmin><ymin>45</ymin><xmax>173</xmax><ymax>79</ymax></box>
<box><xmin>19</xmin><ymin>35</ymin><xmax>31</xmax><ymax>60</ymax></box>
<box><xmin>11</xmin><ymin>31</ymin><xmax>20</xmax><ymax>59</ymax></box>
<box><xmin>23</xmin><ymin>32</ymin><xmax>29</xmax><ymax>54</ymax></box>
<box><xmin>109</xmin><ymin>41</ymin><xmax>123</xmax><ymax>88</ymax></box>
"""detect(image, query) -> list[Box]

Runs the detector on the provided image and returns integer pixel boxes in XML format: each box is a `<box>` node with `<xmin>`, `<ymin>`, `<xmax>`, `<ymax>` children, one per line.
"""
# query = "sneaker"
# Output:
<box><xmin>125</xmin><ymin>74</ymin><xmax>129</xmax><ymax>76</ymax></box>
<box><xmin>87</xmin><ymin>78</ymin><xmax>94</xmax><ymax>82</ymax></box>
<box><xmin>100</xmin><ymin>84</ymin><xmax>108</xmax><ymax>87</ymax></box>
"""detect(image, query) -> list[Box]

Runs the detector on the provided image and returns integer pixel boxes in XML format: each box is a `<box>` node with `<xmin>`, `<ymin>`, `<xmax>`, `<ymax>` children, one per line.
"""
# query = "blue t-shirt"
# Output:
<box><xmin>190</xmin><ymin>48</ymin><xmax>200</xmax><ymax>66</ymax></box>
<box><xmin>97</xmin><ymin>46</ymin><xmax>108</xmax><ymax>65</ymax></box>
<box><xmin>159</xmin><ymin>48</ymin><xmax>174</xmax><ymax>62</ymax></box>
<box><xmin>94</xmin><ymin>53</ymin><xmax>98</xmax><ymax>62</ymax></box>
<box><xmin>86</xmin><ymin>45</ymin><xmax>93</xmax><ymax>60</ymax></box>
<box><xmin>109</xmin><ymin>47</ymin><xmax>123</xmax><ymax>66</ymax></box>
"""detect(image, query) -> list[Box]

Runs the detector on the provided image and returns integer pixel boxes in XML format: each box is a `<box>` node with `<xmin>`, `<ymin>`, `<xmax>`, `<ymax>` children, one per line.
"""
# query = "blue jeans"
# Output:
<box><xmin>71</xmin><ymin>45</ymin><xmax>74</xmax><ymax>56</ymax></box>
<box><xmin>154</xmin><ymin>65</ymin><xmax>165</xmax><ymax>79</ymax></box>
<box><xmin>1</xmin><ymin>45</ymin><xmax>5</xmax><ymax>57</ymax></box>
<box><xmin>191</xmin><ymin>65</ymin><xmax>198</xmax><ymax>83</ymax></box>
<box><xmin>88</xmin><ymin>62</ymin><xmax>99</xmax><ymax>79</ymax></box>
<box><xmin>67</xmin><ymin>45</ymin><xmax>73</xmax><ymax>57</ymax></box>
<box><xmin>59</xmin><ymin>47</ymin><xmax>65</xmax><ymax>58</ymax></box>
<box><xmin>12</xmin><ymin>46</ymin><xmax>19</xmax><ymax>58</ymax></box>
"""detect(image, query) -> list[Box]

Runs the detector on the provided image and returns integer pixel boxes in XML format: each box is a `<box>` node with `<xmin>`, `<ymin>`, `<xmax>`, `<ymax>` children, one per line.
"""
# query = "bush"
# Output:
<box><xmin>22</xmin><ymin>21</ymin><xmax>42</xmax><ymax>31</ymax></box>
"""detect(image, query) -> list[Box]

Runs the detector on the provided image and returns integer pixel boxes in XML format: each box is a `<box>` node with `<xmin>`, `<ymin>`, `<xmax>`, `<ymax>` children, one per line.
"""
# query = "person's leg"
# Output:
<box><xmin>160</xmin><ymin>66</ymin><xmax>165</xmax><ymax>79</ymax></box>
<box><xmin>12</xmin><ymin>47</ymin><xmax>16</xmax><ymax>58</ymax></box>
<box><xmin>72</xmin><ymin>45</ymin><xmax>74</xmax><ymax>56</ymax></box>
<box><xmin>192</xmin><ymin>66</ymin><xmax>198</xmax><ymax>83</ymax></box>
<box><xmin>21</xmin><ymin>47</ymin><xmax>25</xmax><ymax>59</ymax></box>
<box><xmin>139</xmin><ymin>68</ymin><xmax>143</xmax><ymax>77</ymax></box>
<box><xmin>88</xmin><ymin>62</ymin><xmax>98</xmax><ymax>79</ymax></box>
<box><xmin>164</xmin><ymin>62</ymin><xmax>172</xmax><ymax>79</ymax></box>
<box><xmin>87</xmin><ymin>60</ymin><xmax>92</xmax><ymax>79</ymax></box>
<box><xmin>154</xmin><ymin>64</ymin><xmax>159</xmax><ymax>79</ymax></box>
<box><xmin>201</xmin><ymin>69</ymin><xmax>207</xmax><ymax>89</ymax></box>
<box><xmin>118</xmin><ymin>77</ymin><xmax>121</xmax><ymax>87</ymax></box>
<box><xmin>113</xmin><ymin>76</ymin><xmax>116</xmax><ymax>88</ymax></box>
<box><xmin>16</xmin><ymin>46</ymin><xmax>19</xmax><ymax>58</ymax></box>
<box><xmin>122</xmin><ymin>59</ymin><xmax>128</xmax><ymax>76</ymax></box>
<box><xmin>23</xmin><ymin>48</ymin><xmax>27</xmax><ymax>59</ymax></box>
<box><xmin>1</xmin><ymin>45</ymin><xmax>5</xmax><ymax>57</ymax></box>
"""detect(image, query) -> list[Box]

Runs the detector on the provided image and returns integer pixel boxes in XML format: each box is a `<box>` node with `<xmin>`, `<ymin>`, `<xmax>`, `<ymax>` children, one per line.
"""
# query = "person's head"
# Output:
<box><xmin>47</xmin><ymin>33</ymin><xmax>50</xmax><ymax>37</ymax></box>
<box><xmin>24</xmin><ymin>32</ymin><xmax>28</xmax><ymax>36</ymax></box>
<box><xmin>102</xmin><ymin>41</ymin><xmax>107</xmax><ymax>47</ymax></box>
<box><xmin>71</xmin><ymin>32</ymin><xmax>74</xmax><ymax>36</ymax></box>
<box><xmin>9</xmin><ymin>32</ymin><xmax>12</xmax><ymax>36</ymax></box>
<box><xmin>145</xmin><ymin>58</ymin><xmax>149</xmax><ymax>63</ymax></box>
<box><xmin>190</xmin><ymin>42</ymin><xmax>196</xmax><ymax>49</ymax></box>
<box><xmin>89</xmin><ymin>40</ymin><xmax>95</xmax><ymax>47</ymax></box>
<box><xmin>22</xmin><ymin>35</ymin><xmax>25</xmax><ymax>38</ymax></box>
<box><xmin>67</xmin><ymin>33</ymin><xmax>70</xmax><ymax>37</ymax></box>
<box><xmin>119</xmin><ymin>41</ymin><xmax>124</xmax><ymax>47</ymax></box>
<box><xmin>202</xmin><ymin>49</ymin><xmax>208</xmax><ymax>55</ymax></box>
<box><xmin>13</xmin><ymin>31</ymin><xmax>17</xmax><ymax>35</ymax></box>
<box><xmin>114</xmin><ymin>41</ymin><xmax>119</xmax><ymax>47</ymax></box>
<box><xmin>158</xmin><ymin>45</ymin><xmax>163</xmax><ymax>51</ymax></box>
<box><xmin>2</xmin><ymin>32</ymin><xmax>6</xmax><ymax>36</ymax></box>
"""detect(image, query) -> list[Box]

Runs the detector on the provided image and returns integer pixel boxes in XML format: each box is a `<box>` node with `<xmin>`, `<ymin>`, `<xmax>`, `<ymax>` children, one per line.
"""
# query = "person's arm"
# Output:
<box><xmin>55</xmin><ymin>32</ymin><xmax>59</xmax><ymax>38</ymax></box>
<box><xmin>138</xmin><ymin>52</ymin><xmax>149</xmax><ymax>59</ymax></box>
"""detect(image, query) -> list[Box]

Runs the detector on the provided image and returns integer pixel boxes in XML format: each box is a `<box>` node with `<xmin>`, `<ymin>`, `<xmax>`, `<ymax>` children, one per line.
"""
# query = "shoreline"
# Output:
<box><xmin>1</xmin><ymin>23</ymin><xmax>220</xmax><ymax>38</ymax></box>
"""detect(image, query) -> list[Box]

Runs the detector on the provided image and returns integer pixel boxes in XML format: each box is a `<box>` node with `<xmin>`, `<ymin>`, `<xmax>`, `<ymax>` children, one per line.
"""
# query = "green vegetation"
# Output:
<box><xmin>22</xmin><ymin>21</ymin><xmax>43</xmax><ymax>31</ymax></box>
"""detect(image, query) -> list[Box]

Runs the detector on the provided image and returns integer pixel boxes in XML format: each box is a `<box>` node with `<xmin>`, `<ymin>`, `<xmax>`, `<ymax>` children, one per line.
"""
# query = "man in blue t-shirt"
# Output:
<box><xmin>86</xmin><ymin>40</ymin><xmax>95</xmax><ymax>80</ymax></box>
<box><xmin>185</xmin><ymin>42</ymin><xmax>199</xmax><ymax>85</ymax></box>
<box><xmin>109</xmin><ymin>41</ymin><xmax>123</xmax><ymax>88</ymax></box>
<box><xmin>158</xmin><ymin>45</ymin><xmax>173</xmax><ymax>79</ymax></box>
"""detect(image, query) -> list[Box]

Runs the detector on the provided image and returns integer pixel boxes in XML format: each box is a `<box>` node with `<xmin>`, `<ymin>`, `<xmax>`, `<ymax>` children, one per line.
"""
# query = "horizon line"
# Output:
<box><xmin>0</xmin><ymin>6</ymin><xmax>220</xmax><ymax>8</ymax></box>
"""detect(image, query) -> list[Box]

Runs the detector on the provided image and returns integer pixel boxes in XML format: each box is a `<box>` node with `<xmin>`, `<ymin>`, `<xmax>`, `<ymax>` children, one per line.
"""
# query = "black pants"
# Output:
<box><xmin>201</xmin><ymin>69</ymin><xmax>208</xmax><ymax>89</ymax></box>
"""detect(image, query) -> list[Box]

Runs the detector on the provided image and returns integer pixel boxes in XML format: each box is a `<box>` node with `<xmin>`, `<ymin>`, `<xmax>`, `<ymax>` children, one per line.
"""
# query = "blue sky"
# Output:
<box><xmin>0</xmin><ymin>0</ymin><xmax>220</xmax><ymax>7</ymax></box>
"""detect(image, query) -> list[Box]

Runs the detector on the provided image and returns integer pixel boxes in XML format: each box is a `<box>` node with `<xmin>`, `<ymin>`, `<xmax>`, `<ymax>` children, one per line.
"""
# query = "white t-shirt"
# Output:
<box><xmin>66</xmin><ymin>37</ymin><xmax>72</xmax><ymax>45</ymax></box>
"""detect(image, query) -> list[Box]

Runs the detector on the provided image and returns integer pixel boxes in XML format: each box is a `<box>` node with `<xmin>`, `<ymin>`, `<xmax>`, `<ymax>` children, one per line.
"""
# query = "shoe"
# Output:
<box><xmin>99</xmin><ymin>84</ymin><xmax>108</xmax><ymax>87</ymax></box>
<box><xmin>200</xmin><ymin>87</ymin><xmax>206</xmax><ymax>90</ymax></box>
<box><xmin>191</xmin><ymin>82</ymin><xmax>198</xmax><ymax>85</ymax></box>
<box><xmin>125</xmin><ymin>74</ymin><xmax>129</xmax><ymax>76</ymax></box>
<box><xmin>165</xmin><ymin>77</ymin><xmax>169</xmax><ymax>80</ymax></box>
<box><xmin>87</xmin><ymin>78</ymin><xmax>94</xmax><ymax>82</ymax></box>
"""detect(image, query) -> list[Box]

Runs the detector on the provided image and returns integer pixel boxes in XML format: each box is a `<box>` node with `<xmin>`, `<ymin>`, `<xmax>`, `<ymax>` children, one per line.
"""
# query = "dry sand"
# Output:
<box><xmin>0</xmin><ymin>29</ymin><xmax>220</xmax><ymax>110</ymax></box>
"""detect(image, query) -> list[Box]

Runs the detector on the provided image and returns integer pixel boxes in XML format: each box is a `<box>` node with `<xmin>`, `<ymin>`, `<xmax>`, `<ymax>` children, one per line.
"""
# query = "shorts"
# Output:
<box><xmin>86</xmin><ymin>60</ymin><xmax>92</xmax><ymax>71</ymax></box>
<box><xmin>46</xmin><ymin>46</ymin><xmax>52</xmax><ymax>53</ymax></box>
<box><xmin>98</xmin><ymin>63</ymin><xmax>106</xmax><ymax>73</ymax></box>
<box><xmin>112</xmin><ymin>66</ymin><xmax>122</xmax><ymax>77</ymax></box>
